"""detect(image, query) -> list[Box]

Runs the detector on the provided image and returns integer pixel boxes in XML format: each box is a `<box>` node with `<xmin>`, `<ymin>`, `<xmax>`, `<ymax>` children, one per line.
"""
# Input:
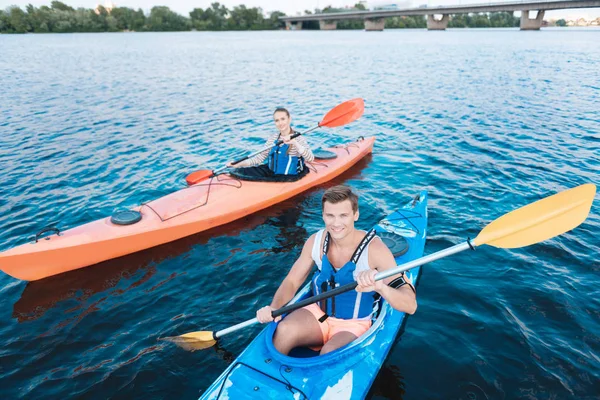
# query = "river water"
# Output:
<box><xmin>0</xmin><ymin>29</ymin><xmax>599</xmax><ymax>399</ymax></box>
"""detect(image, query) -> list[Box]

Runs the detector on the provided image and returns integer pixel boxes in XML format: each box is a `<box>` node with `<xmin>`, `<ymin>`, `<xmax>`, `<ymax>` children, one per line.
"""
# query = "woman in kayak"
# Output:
<box><xmin>256</xmin><ymin>185</ymin><xmax>417</xmax><ymax>355</ymax></box>
<box><xmin>227</xmin><ymin>107</ymin><xmax>314</xmax><ymax>182</ymax></box>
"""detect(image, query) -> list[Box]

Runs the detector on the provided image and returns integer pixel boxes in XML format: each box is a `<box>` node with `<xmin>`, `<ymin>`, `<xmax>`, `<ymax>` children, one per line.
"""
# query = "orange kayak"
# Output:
<box><xmin>0</xmin><ymin>137</ymin><xmax>375</xmax><ymax>281</ymax></box>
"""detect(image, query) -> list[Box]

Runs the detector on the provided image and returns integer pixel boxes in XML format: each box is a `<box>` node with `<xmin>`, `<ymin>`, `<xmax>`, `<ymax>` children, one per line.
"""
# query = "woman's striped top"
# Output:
<box><xmin>246</xmin><ymin>131</ymin><xmax>315</xmax><ymax>166</ymax></box>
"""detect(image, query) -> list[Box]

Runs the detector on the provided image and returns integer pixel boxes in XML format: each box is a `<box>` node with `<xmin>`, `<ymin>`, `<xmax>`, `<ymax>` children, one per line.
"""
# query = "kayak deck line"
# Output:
<box><xmin>200</xmin><ymin>191</ymin><xmax>427</xmax><ymax>399</ymax></box>
<box><xmin>145</xmin><ymin>138</ymin><xmax>368</xmax><ymax>222</ymax></box>
<box><xmin>0</xmin><ymin>137</ymin><xmax>375</xmax><ymax>281</ymax></box>
<box><xmin>140</xmin><ymin>174</ymin><xmax>243</xmax><ymax>223</ymax></box>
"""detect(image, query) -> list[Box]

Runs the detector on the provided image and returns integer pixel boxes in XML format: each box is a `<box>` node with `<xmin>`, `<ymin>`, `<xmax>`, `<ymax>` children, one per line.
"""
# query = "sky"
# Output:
<box><xmin>1</xmin><ymin>0</ymin><xmax>599</xmax><ymax>20</ymax></box>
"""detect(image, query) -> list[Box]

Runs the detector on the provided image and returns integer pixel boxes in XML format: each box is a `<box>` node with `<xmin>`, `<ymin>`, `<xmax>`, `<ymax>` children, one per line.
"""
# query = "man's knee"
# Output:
<box><xmin>319</xmin><ymin>342</ymin><xmax>335</xmax><ymax>355</ymax></box>
<box><xmin>319</xmin><ymin>332</ymin><xmax>356</xmax><ymax>355</ymax></box>
<box><xmin>274</xmin><ymin>319</ymin><xmax>297</xmax><ymax>341</ymax></box>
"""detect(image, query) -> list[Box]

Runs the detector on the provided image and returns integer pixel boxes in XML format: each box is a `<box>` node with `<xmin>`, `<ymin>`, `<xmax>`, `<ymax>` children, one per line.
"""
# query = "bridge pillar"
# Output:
<box><xmin>427</xmin><ymin>14</ymin><xmax>449</xmax><ymax>30</ymax></box>
<box><xmin>520</xmin><ymin>10</ymin><xmax>545</xmax><ymax>30</ymax></box>
<box><xmin>364</xmin><ymin>18</ymin><xmax>385</xmax><ymax>31</ymax></box>
<box><xmin>319</xmin><ymin>20</ymin><xmax>337</xmax><ymax>30</ymax></box>
<box><xmin>285</xmin><ymin>21</ymin><xmax>303</xmax><ymax>30</ymax></box>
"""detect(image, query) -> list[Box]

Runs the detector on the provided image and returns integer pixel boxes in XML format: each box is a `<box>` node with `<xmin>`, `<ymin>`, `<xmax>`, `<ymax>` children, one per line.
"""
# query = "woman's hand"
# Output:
<box><xmin>256</xmin><ymin>306</ymin><xmax>281</xmax><ymax>323</ymax></box>
<box><xmin>355</xmin><ymin>269</ymin><xmax>384</xmax><ymax>293</ymax></box>
<box><xmin>227</xmin><ymin>161</ymin><xmax>243</xmax><ymax>168</ymax></box>
<box><xmin>282</xmin><ymin>137</ymin><xmax>297</xmax><ymax>146</ymax></box>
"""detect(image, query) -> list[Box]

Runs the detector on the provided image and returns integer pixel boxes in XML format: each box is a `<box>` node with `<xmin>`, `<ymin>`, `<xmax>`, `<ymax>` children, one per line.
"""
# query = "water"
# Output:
<box><xmin>0</xmin><ymin>29</ymin><xmax>599</xmax><ymax>399</ymax></box>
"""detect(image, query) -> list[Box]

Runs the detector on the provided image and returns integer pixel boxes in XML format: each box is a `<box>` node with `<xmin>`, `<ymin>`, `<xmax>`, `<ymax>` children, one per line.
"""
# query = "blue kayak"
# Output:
<box><xmin>201</xmin><ymin>191</ymin><xmax>428</xmax><ymax>399</ymax></box>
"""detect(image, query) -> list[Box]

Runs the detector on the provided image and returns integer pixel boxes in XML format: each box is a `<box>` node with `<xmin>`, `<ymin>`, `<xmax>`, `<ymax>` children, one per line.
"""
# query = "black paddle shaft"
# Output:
<box><xmin>272</xmin><ymin>281</ymin><xmax>358</xmax><ymax>318</ymax></box>
<box><xmin>230</xmin><ymin>132</ymin><xmax>303</xmax><ymax>166</ymax></box>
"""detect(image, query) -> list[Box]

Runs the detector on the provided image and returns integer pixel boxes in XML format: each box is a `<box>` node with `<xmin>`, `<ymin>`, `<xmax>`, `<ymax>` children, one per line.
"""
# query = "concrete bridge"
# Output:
<box><xmin>280</xmin><ymin>0</ymin><xmax>600</xmax><ymax>31</ymax></box>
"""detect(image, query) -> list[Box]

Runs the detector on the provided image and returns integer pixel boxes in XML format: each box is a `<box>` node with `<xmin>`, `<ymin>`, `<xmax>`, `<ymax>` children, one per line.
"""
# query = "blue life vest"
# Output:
<box><xmin>311</xmin><ymin>229</ymin><xmax>379</xmax><ymax>320</ymax></box>
<box><xmin>267</xmin><ymin>133</ymin><xmax>305</xmax><ymax>176</ymax></box>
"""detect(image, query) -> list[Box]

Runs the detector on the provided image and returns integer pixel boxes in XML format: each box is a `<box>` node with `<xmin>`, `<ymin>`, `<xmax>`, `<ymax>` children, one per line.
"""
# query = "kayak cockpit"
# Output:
<box><xmin>263</xmin><ymin>289</ymin><xmax>395</xmax><ymax>363</ymax></box>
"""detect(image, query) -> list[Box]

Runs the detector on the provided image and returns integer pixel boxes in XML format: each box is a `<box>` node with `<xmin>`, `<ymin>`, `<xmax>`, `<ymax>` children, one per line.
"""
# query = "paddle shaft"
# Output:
<box><xmin>212</xmin><ymin>125</ymin><xmax>319</xmax><ymax>176</ymax></box>
<box><xmin>214</xmin><ymin>241</ymin><xmax>471</xmax><ymax>339</ymax></box>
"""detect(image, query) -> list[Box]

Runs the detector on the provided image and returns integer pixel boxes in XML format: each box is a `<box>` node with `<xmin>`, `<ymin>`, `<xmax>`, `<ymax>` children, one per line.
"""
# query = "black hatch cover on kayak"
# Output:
<box><xmin>378</xmin><ymin>232</ymin><xmax>409</xmax><ymax>257</ymax></box>
<box><xmin>111</xmin><ymin>210</ymin><xmax>142</xmax><ymax>226</ymax></box>
<box><xmin>214</xmin><ymin>362</ymin><xmax>307</xmax><ymax>399</ymax></box>
<box><xmin>313</xmin><ymin>148</ymin><xmax>338</xmax><ymax>160</ymax></box>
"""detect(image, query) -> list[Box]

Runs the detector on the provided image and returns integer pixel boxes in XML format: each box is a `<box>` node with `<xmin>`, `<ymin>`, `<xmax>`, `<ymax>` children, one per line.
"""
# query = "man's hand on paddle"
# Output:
<box><xmin>355</xmin><ymin>269</ymin><xmax>384</xmax><ymax>293</ymax></box>
<box><xmin>257</xmin><ymin>306</ymin><xmax>282</xmax><ymax>324</ymax></box>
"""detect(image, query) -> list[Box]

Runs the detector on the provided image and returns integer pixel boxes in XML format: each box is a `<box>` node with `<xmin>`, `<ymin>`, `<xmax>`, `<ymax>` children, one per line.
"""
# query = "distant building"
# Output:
<box><xmin>95</xmin><ymin>1</ymin><xmax>115</xmax><ymax>15</ymax></box>
<box><xmin>563</xmin><ymin>17</ymin><xmax>599</xmax><ymax>26</ymax></box>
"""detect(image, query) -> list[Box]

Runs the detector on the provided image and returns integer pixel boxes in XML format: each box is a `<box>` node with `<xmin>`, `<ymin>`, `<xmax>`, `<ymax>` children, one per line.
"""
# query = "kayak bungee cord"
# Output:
<box><xmin>380</xmin><ymin>209</ymin><xmax>424</xmax><ymax>235</ymax></box>
<box><xmin>334</xmin><ymin>140</ymin><xmax>361</xmax><ymax>155</ymax></box>
<box><xmin>331</xmin><ymin>136</ymin><xmax>364</xmax><ymax>155</ymax></box>
<box><xmin>278</xmin><ymin>364</ymin><xmax>307</xmax><ymax>398</ymax></box>
<box><xmin>141</xmin><ymin>174</ymin><xmax>243</xmax><ymax>222</ymax></box>
<box><xmin>305</xmin><ymin>159</ymin><xmax>329</xmax><ymax>173</ymax></box>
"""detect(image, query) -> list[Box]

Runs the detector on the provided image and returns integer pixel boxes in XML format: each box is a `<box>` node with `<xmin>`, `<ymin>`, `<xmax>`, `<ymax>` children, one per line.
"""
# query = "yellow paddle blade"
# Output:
<box><xmin>160</xmin><ymin>331</ymin><xmax>216</xmax><ymax>351</ymax></box>
<box><xmin>473</xmin><ymin>184</ymin><xmax>596</xmax><ymax>249</ymax></box>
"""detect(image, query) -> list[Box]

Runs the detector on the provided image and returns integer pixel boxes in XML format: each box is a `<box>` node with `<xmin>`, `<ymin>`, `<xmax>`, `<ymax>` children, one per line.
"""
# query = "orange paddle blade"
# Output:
<box><xmin>160</xmin><ymin>331</ymin><xmax>217</xmax><ymax>351</ymax></box>
<box><xmin>319</xmin><ymin>98</ymin><xmax>364</xmax><ymax>128</ymax></box>
<box><xmin>185</xmin><ymin>170</ymin><xmax>213</xmax><ymax>186</ymax></box>
<box><xmin>474</xmin><ymin>183</ymin><xmax>596</xmax><ymax>249</ymax></box>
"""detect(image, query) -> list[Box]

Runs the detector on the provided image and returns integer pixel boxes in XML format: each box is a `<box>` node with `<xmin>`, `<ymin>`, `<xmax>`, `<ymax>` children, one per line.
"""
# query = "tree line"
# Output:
<box><xmin>0</xmin><ymin>1</ymin><xmax>542</xmax><ymax>34</ymax></box>
<box><xmin>0</xmin><ymin>1</ymin><xmax>286</xmax><ymax>33</ymax></box>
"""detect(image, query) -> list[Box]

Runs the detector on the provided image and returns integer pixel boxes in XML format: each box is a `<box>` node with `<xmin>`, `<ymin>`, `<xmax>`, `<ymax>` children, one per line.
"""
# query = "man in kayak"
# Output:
<box><xmin>226</xmin><ymin>107</ymin><xmax>315</xmax><ymax>182</ymax></box>
<box><xmin>257</xmin><ymin>185</ymin><xmax>417</xmax><ymax>355</ymax></box>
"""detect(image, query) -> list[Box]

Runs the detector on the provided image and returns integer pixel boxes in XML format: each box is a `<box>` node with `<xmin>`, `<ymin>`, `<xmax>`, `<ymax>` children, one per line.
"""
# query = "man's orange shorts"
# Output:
<box><xmin>303</xmin><ymin>303</ymin><xmax>372</xmax><ymax>344</ymax></box>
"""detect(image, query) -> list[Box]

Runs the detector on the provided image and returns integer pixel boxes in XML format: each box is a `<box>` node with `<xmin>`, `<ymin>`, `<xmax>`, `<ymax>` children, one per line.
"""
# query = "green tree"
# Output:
<box><xmin>0</xmin><ymin>10</ymin><xmax>10</xmax><ymax>32</ymax></box>
<box><xmin>449</xmin><ymin>14</ymin><xmax>467</xmax><ymax>28</ymax></box>
<box><xmin>25</xmin><ymin>4</ymin><xmax>44</xmax><ymax>32</ymax></box>
<box><xmin>227</xmin><ymin>5</ymin><xmax>265</xmax><ymax>30</ymax></box>
<box><xmin>489</xmin><ymin>11</ymin><xmax>518</xmax><ymax>27</ymax></box>
<box><xmin>111</xmin><ymin>7</ymin><xmax>145</xmax><ymax>31</ymax></box>
<box><xmin>146</xmin><ymin>6</ymin><xmax>189</xmax><ymax>31</ymax></box>
<box><xmin>7</xmin><ymin>6</ymin><xmax>32</xmax><ymax>33</ymax></box>
<box><xmin>268</xmin><ymin>11</ymin><xmax>286</xmax><ymax>29</ymax></box>
<box><xmin>190</xmin><ymin>3</ymin><xmax>228</xmax><ymax>30</ymax></box>
<box><xmin>50</xmin><ymin>1</ymin><xmax>74</xmax><ymax>12</ymax></box>
<box><xmin>89</xmin><ymin>5</ymin><xmax>109</xmax><ymax>32</ymax></box>
<box><xmin>473</xmin><ymin>13</ymin><xmax>491</xmax><ymax>27</ymax></box>
<box><xmin>72</xmin><ymin>8</ymin><xmax>94</xmax><ymax>32</ymax></box>
<box><xmin>555</xmin><ymin>19</ymin><xmax>567</xmax><ymax>27</ymax></box>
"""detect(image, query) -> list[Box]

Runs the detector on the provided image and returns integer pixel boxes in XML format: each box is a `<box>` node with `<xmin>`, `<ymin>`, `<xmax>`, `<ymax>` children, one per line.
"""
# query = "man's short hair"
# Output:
<box><xmin>322</xmin><ymin>185</ymin><xmax>359</xmax><ymax>213</ymax></box>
